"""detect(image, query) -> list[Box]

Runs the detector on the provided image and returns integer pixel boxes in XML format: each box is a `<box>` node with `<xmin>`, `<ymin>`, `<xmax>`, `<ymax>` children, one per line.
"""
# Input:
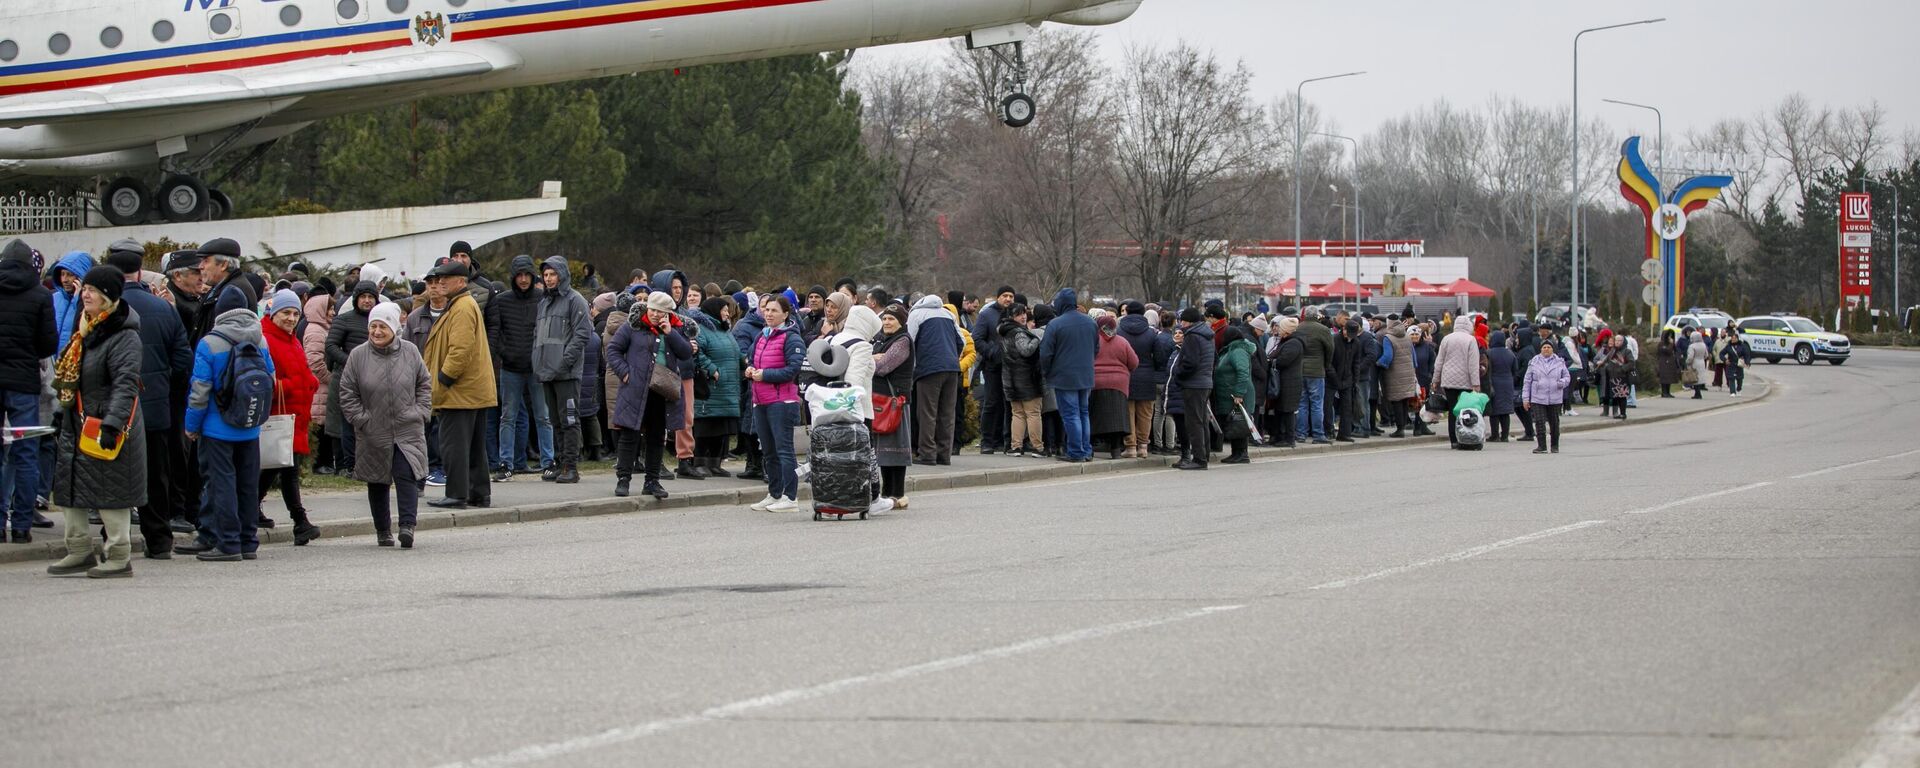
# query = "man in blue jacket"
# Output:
<box><xmin>105</xmin><ymin>243</ymin><xmax>192</xmax><ymax>557</ymax></box>
<box><xmin>1038</xmin><ymin>288</ymin><xmax>1097</xmax><ymax>463</ymax></box>
<box><xmin>908</xmin><ymin>294</ymin><xmax>962</xmax><ymax>465</ymax></box>
<box><xmin>972</xmin><ymin>286</ymin><xmax>1015</xmax><ymax>455</ymax></box>
<box><xmin>180</xmin><ymin>308</ymin><xmax>273</xmax><ymax>561</ymax></box>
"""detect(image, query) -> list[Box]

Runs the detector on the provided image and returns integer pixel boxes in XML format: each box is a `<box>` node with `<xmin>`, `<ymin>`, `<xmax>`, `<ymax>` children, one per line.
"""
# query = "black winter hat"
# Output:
<box><xmin>449</xmin><ymin>240</ymin><xmax>473</xmax><ymax>257</ymax></box>
<box><xmin>104</xmin><ymin>249</ymin><xmax>144</xmax><ymax>276</ymax></box>
<box><xmin>1124</xmin><ymin>300</ymin><xmax>1146</xmax><ymax>316</ymax></box>
<box><xmin>81</xmin><ymin>265</ymin><xmax>124</xmax><ymax>304</ymax></box>
<box><xmin>1179</xmin><ymin>307</ymin><xmax>1203</xmax><ymax>324</ymax></box>
<box><xmin>197</xmin><ymin>237</ymin><xmax>241</xmax><ymax>259</ymax></box>
<box><xmin>1</xmin><ymin>239</ymin><xmax>35</xmax><ymax>265</ymax></box>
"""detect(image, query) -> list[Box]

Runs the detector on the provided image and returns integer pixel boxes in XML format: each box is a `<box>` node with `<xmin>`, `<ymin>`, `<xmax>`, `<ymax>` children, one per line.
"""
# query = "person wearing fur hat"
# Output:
<box><xmin>45</xmin><ymin>266</ymin><xmax>147</xmax><ymax>577</ymax></box>
<box><xmin>340</xmin><ymin>303</ymin><xmax>432</xmax><ymax>547</ymax></box>
<box><xmin>0</xmin><ymin>240</ymin><xmax>56</xmax><ymax>543</ymax></box>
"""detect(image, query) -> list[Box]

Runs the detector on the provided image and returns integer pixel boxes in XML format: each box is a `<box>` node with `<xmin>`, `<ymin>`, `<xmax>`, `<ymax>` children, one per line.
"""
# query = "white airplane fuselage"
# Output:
<box><xmin>0</xmin><ymin>0</ymin><xmax>1143</xmax><ymax>175</ymax></box>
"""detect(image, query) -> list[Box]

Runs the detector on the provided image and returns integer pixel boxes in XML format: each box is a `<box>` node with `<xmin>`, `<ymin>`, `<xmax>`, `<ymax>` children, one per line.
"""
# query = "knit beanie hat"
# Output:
<box><xmin>81</xmin><ymin>265</ymin><xmax>125</xmax><ymax>304</ymax></box>
<box><xmin>368</xmin><ymin>302</ymin><xmax>403</xmax><ymax>334</ymax></box>
<box><xmin>1179</xmin><ymin>307</ymin><xmax>1203</xmax><ymax>324</ymax></box>
<box><xmin>269</xmin><ymin>289</ymin><xmax>301</xmax><ymax>317</ymax></box>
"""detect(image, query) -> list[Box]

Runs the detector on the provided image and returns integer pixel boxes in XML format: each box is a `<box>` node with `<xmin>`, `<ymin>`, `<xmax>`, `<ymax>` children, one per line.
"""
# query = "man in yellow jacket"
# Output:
<box><xmin>422</xmin><ymin>261</ymin><xmax>497</xmax><ymax>510</ymax></box>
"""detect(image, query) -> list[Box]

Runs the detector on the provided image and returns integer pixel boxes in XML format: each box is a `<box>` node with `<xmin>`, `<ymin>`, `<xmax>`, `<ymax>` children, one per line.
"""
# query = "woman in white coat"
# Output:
<box><xmin>824</xmin><ymin>305</ymin><xmax>880</xmax><ymax>420</ymax></box>
<box><xmin>1684</xmin><ymin>328</ymin><xmax>1712</xmax><ymax>399</ymax></box>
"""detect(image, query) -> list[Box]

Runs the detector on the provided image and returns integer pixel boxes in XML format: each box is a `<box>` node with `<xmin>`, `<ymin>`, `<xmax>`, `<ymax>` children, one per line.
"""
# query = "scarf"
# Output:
<box><xmin>54</xmin><ymin>301</ymin><xmax>116</xmax><ymax>405</ymax></box>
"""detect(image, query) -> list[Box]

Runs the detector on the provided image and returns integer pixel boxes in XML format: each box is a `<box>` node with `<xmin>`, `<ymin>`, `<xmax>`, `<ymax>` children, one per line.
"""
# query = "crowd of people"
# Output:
<box><xmin>0</xmin><ymin>234</ymin><xmax>1747</xmax><ymax>578</ymax></box>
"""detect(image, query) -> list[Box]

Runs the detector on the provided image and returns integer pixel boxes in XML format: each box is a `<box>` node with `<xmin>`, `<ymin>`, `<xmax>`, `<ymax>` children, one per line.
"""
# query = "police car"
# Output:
<box><xmin>1662</xmin><ymin>309</ymin><xmax>1734</xmax><ymax>337</ymax></box>
<box><xmin>1734</xmin><ymin>314</ymin><xmax>1852</xmax><ymax>366</ymax></box>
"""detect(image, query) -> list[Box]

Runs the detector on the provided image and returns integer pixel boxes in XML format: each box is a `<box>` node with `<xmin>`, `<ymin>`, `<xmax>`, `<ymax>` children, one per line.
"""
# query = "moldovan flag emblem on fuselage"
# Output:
<box><xmin>414</xmin><ymin>12</ymin><xmax>448</xmax><ymax>46</ymax></box>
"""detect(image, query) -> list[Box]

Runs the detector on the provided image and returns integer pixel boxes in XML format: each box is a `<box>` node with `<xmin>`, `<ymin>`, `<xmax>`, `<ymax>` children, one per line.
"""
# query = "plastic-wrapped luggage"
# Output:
<box><xmin>808</xmin><ymin>420</ymin><xmax>879</xmax><ymax>519</ymax></box>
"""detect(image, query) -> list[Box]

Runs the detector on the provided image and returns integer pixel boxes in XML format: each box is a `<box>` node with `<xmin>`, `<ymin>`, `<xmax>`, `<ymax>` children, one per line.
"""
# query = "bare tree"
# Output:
<box><xmin>1823</xmin><ymin>101</ymin><xmax>1888</xmax><ymax>172</ymax></box>
<box><xmin>1104</xmin><ymin>43</ymin><xmax>1274</xmax><ymax>302</ymax></box>
<box><xmin>1762</xmin><ymin>93</ymin><xmax>1833</xmax><ymax>206</ymax></box>
<box><xmin>853</xmin><ymin>58</ymin><xmax>956</xmax><ymax>285</ymax></box>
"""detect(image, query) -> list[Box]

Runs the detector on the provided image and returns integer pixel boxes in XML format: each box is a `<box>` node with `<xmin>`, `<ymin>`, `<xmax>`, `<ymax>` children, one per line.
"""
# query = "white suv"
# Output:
<box><xmin>1734</xmin><ymin>314</ymin><xmax>1851</xmax><ymax>366</ymax></box>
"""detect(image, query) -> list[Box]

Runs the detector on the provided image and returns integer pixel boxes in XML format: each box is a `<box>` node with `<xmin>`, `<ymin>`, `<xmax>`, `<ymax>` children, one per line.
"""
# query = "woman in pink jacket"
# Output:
<box><xmin>300</xmin><ymin>293</ymin><xmax>338</xmax><ymax>474</ymax></box>
<box><xmin>1521</xmin><ymin>339</ymin><xmax>1571</xmax><ymax>454</ymax></box>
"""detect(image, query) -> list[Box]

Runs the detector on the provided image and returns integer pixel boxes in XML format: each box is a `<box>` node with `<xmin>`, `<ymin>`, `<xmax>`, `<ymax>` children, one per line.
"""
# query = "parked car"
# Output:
<box><xmin>1735</xmin><ymin>314</ymin><xmax>1851</xmax><ymax>366</ymax></box>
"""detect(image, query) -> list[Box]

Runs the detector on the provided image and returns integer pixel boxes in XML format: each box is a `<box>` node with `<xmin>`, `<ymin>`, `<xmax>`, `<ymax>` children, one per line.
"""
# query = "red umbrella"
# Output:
<box><xmin>1311</xmin><ymin>278</ymin><xmax>1362</xmax><ymax>298</ymax></box>
<box><xmin>1266</xmin><ymin>278</ymin><xmax>1300</xmax><ymax>297</ymax></box>
<box><xmin>1401</xmin><ymin>277</ymin><xmax>1442</xmax><ymax>296</ymax></box>
<box><xmin>1441</xmin><ymin>278</ymin><xmax>1497</xmax><ymax>297</ymax></box>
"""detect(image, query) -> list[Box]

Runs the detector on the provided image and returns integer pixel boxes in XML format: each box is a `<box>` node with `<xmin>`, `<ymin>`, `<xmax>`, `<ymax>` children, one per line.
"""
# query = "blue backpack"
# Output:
<box><xmin>210</xmin><ymin>331</ymin><xmax>274</xmax><ymax>429</ymax></box>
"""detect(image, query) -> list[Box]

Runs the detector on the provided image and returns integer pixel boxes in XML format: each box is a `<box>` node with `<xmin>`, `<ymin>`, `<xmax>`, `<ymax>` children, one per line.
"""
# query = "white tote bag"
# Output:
<box><xmin>258</xmin><ymin>414</ymin><xmax>296</xmax><ymax>470</ymax></box>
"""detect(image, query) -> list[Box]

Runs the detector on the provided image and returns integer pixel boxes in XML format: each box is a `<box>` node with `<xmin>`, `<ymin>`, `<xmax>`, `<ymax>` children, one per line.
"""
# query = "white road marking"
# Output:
<box><xmin>1308</xmin><ymin>520</ymin><xmax>1609</xmax><ymax>591</ymax></box>
<box><xmin>1793</xmin><ymin>449</ymin><xmax>1920</xmax><ymax>480</ymax></box>
<box><xmin>1623</xmin><ymin>482</ymin><xmax>1774</xmax><ymax>515</ymax></box>
<box><xmin>436</xmin><ymin>605</ymin><xmax>1246</xmax><ymax>768</ymax></box>
<box><xmin>1833</xmin><ymin>679</ymin><xmax>1920</xmax><ymax>768</ymax></box>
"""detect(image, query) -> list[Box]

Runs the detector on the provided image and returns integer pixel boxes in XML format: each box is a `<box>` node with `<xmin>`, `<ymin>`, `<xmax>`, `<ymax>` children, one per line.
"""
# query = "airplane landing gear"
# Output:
<box><xmin>992</xmin><ymin>41</ymin><xmax>1035</xmax><ymax>128</ymax></box>
<box><xmin>99</xmin><ymin>173</ymin><xmax>233</xmax><ymax>225</ymax></box>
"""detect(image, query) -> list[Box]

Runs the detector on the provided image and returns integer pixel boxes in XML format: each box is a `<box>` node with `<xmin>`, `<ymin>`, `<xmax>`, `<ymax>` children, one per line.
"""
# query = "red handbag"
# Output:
<box><xmin>871</xmin><ymin>394</ymin><xmax>906</xmax><ymax>436</ymax></box>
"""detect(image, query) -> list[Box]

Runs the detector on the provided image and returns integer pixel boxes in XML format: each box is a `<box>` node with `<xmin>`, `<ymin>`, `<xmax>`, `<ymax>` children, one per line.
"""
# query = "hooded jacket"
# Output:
<box><xmin>998</xmin><ymin>317</ymin><xmax>1044</xmax><ymax>402</ymax></box>
<box><xmin>52</xmin><ymin>299</ymin><xmax>146</xmax><ymax>511</ymax></box>
<box><xmin>1037</xmin><ymin>288</ymin><xmax>1097</xmax><ymax>391</ymax></box>
<box><xmin>825</xmin><ymin>306</ymin><xmax>880</xmax><ymax>420</ymax></box>
<box><xmin>202</xmin><ymin>266</ymin><xmax>258</xmax><ymax>340</ymax></box>
<box><xmin>606</xmin><ymin>314</ymin><xmax>694</xmax><ymax>431</ymax></box>
<box><xmin>1213</xmin><ymin>335</ymin><xmax>1257</xmax><ymax>414</ymax></box>
<box><xmin>0</xmin><ymin>242</ymin><xmax>56</xmax><ymax>393</ymax></box>
<box><xmin>690</xmin><ymin>309</ymin><xmax>743</xmax><ymax>421</ymax></box>
<box><xmin>1381</xmin><ymin>322</ymin><xmax>1419</xmax><ymax>402</ymax></box>
<box><xmin>122</xmin><ymin>277</ymin><xmax>192</xmax><ymax>431</ymax></box>
<box><xmin>485</xmin><ymin>255</ymin><xmax>542</xmax><ymax>373</ymax></box>
<box><xmin>300</xmin><ymin>294</ymin><xmax>334</xmax><ymax>427</ymax></box>
<box><xmin>186</xmin><ymin>308</ymin><xmax>275</xmax><ymax>441</ymax></box>
<box><xmin>1171</xmin><ymin>321</ymin><xmax>1216</xmax><ymax>392</ymax></box>
<box><xmin>649</xmin><ymin>269</ymin><xmax>701</xmax><ymax>378</ymax></box>
<box><xmin>1117</xmin><ymin>313</ymin><xmax>1171</xmax><ymax>400</ymax></box>
<box><xmin>324</xmin><ymin>281</ymin><xmax>380</xmax><ymax>372</ymax></box>
<box><xmin>1431</xmin><ymin>317</ymin><xmax>1483</xmax><ymax>391</ymax></box>
<box><xmin>907</xmin><ymin>294</ymin><xmax>962</xmax><ymax>380</ymax></box>
<box><xmin>533</xmin><ymin>256</ymin><xmax>593</xmax><ymax>382</ymax></box>
<box><xmin>1294</xmin><ymin>317</ymin><xmax>1335</xmax><ymax>379</ymax></box>
<box><xmin>50</xmin><ymin>250</ymin><xmax>94</xmax><ymax>353</ymax></box>
<box><xmin>1485</xmin><ymin>331</ymin><xmax>1518</xmax><ymax>416</ymax></box>
<box><xmin>1267</xmin><ymin>332</ymin><xmax>1304</xmax><ymax>414</ymax></box>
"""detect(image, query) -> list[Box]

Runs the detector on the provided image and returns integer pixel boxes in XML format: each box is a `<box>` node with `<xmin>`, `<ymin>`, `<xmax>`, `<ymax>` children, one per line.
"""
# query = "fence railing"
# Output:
<box><xmin>0</xmin><ymin>192</ymin><xmax>86</xmax><ymax>235</ymax></box>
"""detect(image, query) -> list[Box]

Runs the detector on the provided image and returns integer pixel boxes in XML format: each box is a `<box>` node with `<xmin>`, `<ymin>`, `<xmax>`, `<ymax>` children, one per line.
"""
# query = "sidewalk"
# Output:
<box><xmin>0</xmin><ymin>378</ymin><xmax>1769</xmax><ymax>565</ymax></box>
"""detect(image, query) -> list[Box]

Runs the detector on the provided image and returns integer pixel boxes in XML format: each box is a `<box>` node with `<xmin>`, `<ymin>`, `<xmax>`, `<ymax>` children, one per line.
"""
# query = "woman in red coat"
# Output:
<box><xmin>261</xmin><ymin>289</ymin><xmax>322</xmax><ymax>545</ymax></box>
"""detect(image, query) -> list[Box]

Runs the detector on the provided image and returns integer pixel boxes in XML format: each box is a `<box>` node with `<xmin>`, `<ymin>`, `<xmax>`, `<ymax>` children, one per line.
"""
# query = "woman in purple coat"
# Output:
<box><xmin>606</xmin><ymin>292</ymin><xmax>694</xmax><ymax>500</ymax></box>
<box><xmin>1521</xmin><ymin>339</ymin><xmax>1571</xmax><ymax>455</ymax></box>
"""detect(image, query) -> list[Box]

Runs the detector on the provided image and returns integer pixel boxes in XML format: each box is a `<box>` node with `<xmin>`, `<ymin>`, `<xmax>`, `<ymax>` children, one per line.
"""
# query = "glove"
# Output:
<box><xmin>437</xmin><ymin>371</ymin><xmax>456</xmax><ymax>388</ymax></box>
<box><xmin>98</xmin><ymin>424</ymin><xmax>121</xmax><ymax>449</ymax></box>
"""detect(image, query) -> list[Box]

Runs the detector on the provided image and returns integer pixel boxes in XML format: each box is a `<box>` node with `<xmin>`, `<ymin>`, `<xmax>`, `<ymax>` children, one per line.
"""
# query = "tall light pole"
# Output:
<box><xmin>1294</xmin><ymin>71</ymin><xmax>1366</xmax><ymax>308</ymax></box>
<box><xmin>1602</xmin><ymin>98</ymin><xmax>1664</xmax><ymax>188</ymax></box>
<box><xmin>1314</xmin><ymin>132</ymin><xmax>1361</xmax><ymax>307</ymax></box>
<box><xmin>1571</xmin><ymin>18</ymin><xmax>1664</xmax><ymax>315</ymax></box>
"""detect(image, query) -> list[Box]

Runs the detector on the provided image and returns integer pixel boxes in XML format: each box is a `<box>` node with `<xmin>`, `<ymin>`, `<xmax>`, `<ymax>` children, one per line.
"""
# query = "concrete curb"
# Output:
<box><xmin>0</xmin><ymin>377</ymin><xmax>1770</xmax><ymax>566</ymax></box>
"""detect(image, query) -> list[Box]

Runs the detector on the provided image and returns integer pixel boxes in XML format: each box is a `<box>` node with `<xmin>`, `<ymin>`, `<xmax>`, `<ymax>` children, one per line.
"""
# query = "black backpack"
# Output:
<box><xmin>210</xmin><ymin>331</ymin><xmax>274</xmax><ymax>429</ymax></box>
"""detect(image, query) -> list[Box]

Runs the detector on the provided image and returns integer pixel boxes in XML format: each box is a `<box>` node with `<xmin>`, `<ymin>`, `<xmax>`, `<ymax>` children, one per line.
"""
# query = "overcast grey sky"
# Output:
<box><xmin>865</xmin><ymin>0</ymin><xmax>1918</xmax><ymax>154</ymax></box>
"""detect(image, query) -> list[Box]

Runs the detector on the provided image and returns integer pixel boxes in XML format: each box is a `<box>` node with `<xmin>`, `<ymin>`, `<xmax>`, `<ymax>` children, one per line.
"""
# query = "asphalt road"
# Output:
<box><xmin>4</xmin><ymin>351</ymin><xmax>1916</xmax><ymax>768</ymax></box>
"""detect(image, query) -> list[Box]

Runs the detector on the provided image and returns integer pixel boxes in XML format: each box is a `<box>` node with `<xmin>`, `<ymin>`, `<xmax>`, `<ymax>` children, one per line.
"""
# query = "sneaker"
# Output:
<box><xmin>541</xmin><ymin>465</ymin><xmax>559</xmax><ymax>482</ymax></box>
<box><xmin>195</xmin><ymin>551</ymin><xmax>243</xmax><ymax>562</ymax></box>
<box><xmin>614</xmin><ymin>478</ymin><xmax>631</xmax><ymax>497</ymax></box>
<box><xmin>168</xmin><ymin>517</ymin><xmax>194</xmax><ymax>534</ymax></box>
<box><xmin>491</xmin><ymin>468</ymin><xmax>515</xmax><ymax>483</ymax></box>
<box><xmin>425</xmin><ymin>471</ymin><xmax>447</xmax><ymax>487</ymax></box>
<box><xmin>750</xmin><ymin>494</ymin><xmax>778</xmax><ymax>512</ymax></box>
<box><xmin>30</xmin><ymin>511</ymin><xmax>53</xmax><ymax>528</ymax></box>
<box><xmin>173</xmin><ymin>539</ymin><xmax>217</xmax><ymax>555</ymax></box>
<box><xmin>257</xmin><ymin>516</ymin><xmax>276</xmax><ymax>529</ymax></box>
<box><xmin>766</xmin><ymin>497</ymin><xmax>799</xmax><ymax>513</ymax></box>
<box><xmin>1532</xmin><ymin>448</ymin><xmax>1547</xmax><ymax>455</ymax></box>
<box><xmin>6</xmin><ymin>530</ymin><xmax>29</xmax><ymax>544</ymax></box>
<box><xmin>1566</xmin><ymin>409</ymin><xmax>1580</xmax><ymax>417</ymax></box>
<box><xmin>313</xmin><ymin>464</ymin><xmax>336</xmax><ymax>476</ymax></box>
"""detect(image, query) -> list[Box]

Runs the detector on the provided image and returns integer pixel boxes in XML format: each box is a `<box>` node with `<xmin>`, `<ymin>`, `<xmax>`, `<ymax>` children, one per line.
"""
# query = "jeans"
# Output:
<box><xmin>541</xmin><ymin>378</ymin><xmax>582</xmax><ymax>466</ymax></box>
<box><xmin>1295</xmin><ymin>377</ymin><xmax>1327</xmax><ymax>441</ymax></box>
<box><xmin>1056</xmin><ymin>387</ymin><xmax>1091</xmax><ymax>460</ymax></box>
<box><xmin>1150</xmin><ymin>386</ymin><xmax>1176</xmax><ymax>450</ymax></box>
<box><xmin>199</xmin><ymin>437</ymin><xmax>261</xmax><ymax>555</ymax></box>
<box><xmin>753</xmin><ymin>401</ymin><xmax>800</xmax><ymax>500</ymax></box>
<box><xmin>484</xmin><ymin>405</ymin><xmax>501</xmax><ymax>471</ymax></box>
<box><xmin>0</xmin><ymin>388</ymin><xmax>39</xmax><ymax>534</ymax></box>
<box><xmin>498</xmin><ymin>370</ymin><xmax>553</xmax><ymax>469</ymax></box>
<box><xmin>367</xmin><ymin>446</ymin><xmax>419</xmax><ymax>532</ymax></box>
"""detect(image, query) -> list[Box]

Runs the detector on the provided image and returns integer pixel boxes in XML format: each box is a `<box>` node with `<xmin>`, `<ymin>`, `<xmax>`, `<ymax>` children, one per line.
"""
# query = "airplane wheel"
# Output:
<box><xmin>1001</xmin><ymin>92</ymin><xmax>1035</xmax><ymax>128</ymax></box>
<box><xmin>158</xmin><ymin>174</ymin><xmax>208</xmax><ymax>223</ymax></box>
<box><xmin>207</xmin><ymin>188</ymin><xmax>234</xmax><ymax>221</ymax></box>
<box><xmin>102</xmin><ymin>177</ymin><xmax>151</xmax><ymax>226</ymax></box>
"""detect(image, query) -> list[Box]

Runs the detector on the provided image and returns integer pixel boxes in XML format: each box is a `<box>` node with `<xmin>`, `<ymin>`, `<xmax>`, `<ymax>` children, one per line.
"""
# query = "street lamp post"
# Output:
<box><xmin>1572</xmin><ymin>19</ymin><xmax>1664</xmax><ymax>317</ymax></box>
<box><xmin>1602</xmin><ymin>98</ymin><xmax>1664</xmax><ymax>189</ymax></box>
<box><xmin>1294</xmin><ymin>71</ymin><xmax>1366</xmax><ymax>308</ymax></box>
<box><xmin>1314</xmin><ymin>132</ymin><xmax>1361</xmax><ymax>307</ymax></box>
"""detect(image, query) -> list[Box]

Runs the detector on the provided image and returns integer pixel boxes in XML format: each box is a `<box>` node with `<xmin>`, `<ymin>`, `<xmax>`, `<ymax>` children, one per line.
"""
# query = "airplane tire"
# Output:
<box><xmin>158</xmin><ymin>174</ymin><xmax>208</xmax><ymax>223</ymax></box>
<box><xmin>102</xmin><ymin>177</ymin><xmax>151</xmax><ymax>226</ymax></box>
<box><xmin>207</xmin><ymin>188</ymin><xmax>234</xmax><ymax>221</ymax></box>
<box><xmin>1001</xmin><ymin>93</ymin><xmax>1035</xmax><ymax>128</ymax></box>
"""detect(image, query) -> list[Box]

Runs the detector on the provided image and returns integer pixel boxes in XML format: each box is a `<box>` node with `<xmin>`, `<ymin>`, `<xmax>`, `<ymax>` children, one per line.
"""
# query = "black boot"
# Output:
<box><xmin>556</xmin><ymin>463</ymin><xmax>580</xmax><ymax>484</ymax></box>
<box><xmin>614</xmin><ymin>476</ymin><xmax>631</xmax><ymax>497</ymax></box>
<box><xmin>291</xmin><ymin>510</ymin><xmax>321</xmax><ymax>546</ymax></box>
<box><xmin>739</xmin><ymin>450</ymin><xmax>764</xmax><ymax>480</ymax></box>
<box><xmin>676</xmin><ymin>459</ymin><xmax>708</xmax><ymax>480</ymax></box>
<box><xmin>705</xmin><ymin>457</ymin><xmax>733</xmax><ymax>478</ymax></box>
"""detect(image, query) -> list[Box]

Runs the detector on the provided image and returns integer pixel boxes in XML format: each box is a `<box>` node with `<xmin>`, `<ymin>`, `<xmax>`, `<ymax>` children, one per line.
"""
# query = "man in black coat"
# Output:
<box><xmin>971</xmin><ymin>285</ymin><xmax>1014</xmax><ymax>454</ymax></box>
<box><xmin>1171</xmin><ymin>308</ymin><xmax>1216</xmax><ymax>470</ymax></box>
<box><xmin>485</xmin><ymin>255</ymin><xmax>550</xmax><ymax>479</ymax></box>
<box><xmin>106</xmin><ymin>244</ymin><xmax>193</xmax><ymax>556</ymax></box>
<box><xmin>192</xmin><ymin>238</ymin><xmax>257</xmax><ymax>341</ymax></box>
<box><xmin>1354</xmin><ymin>317</ymin><xmax>1382</xmax><ymax>437</ymax></box>
<box><xmin>1330</xmin><ymin>319</ymin><xmax>1362</xmax><ymax>443</ymax></box>
<box><xmin>0</xmin><ymin>239</ymin><xmax>56</xmax><ymax>543</ymax></box>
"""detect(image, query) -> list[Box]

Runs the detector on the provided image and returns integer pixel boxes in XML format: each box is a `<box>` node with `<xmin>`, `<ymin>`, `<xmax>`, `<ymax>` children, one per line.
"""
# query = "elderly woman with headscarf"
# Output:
<box><xmin>45</xmin><ymin>266</ymin><xmax>146</xmax><ymax>578</ymax></box>
<box><xmin>1429</xmin><ymin>315</ymin><xmax>1483</xmax><ymax>448</ymax></box>
<box><xmin>338</xmin><ymin>303</ymin><xmax>432</xmax><ymax>548</ymax></box>
<box><xmin>1090</xmin><ymin>314</ymin><xmax>1139</xmax><ymax>459</ymax></box>
<box><xmin>300</xmin><ymin>292</ymin><xmax>341</xmax><ymax>474</ymax></box>
<box><xmin>871</xmin><ymin>304</ymin><xmax>915</xmax><ymax>506</ymax></box>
